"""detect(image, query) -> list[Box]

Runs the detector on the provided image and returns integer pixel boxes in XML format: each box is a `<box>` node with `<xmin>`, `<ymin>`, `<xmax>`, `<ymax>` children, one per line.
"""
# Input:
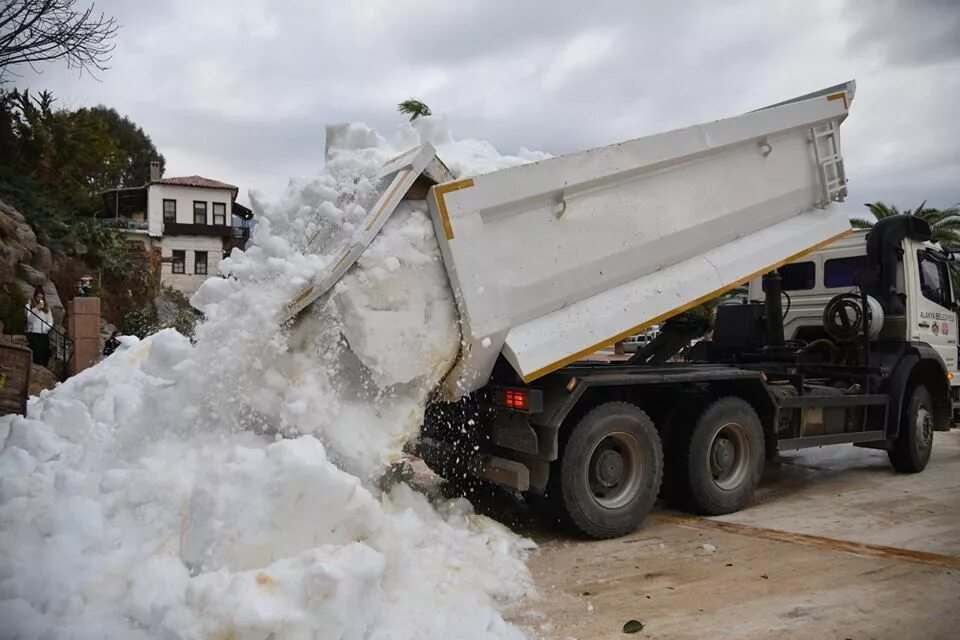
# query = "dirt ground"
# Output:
<box><xmin>504</xmin><ymin>429</ymin><xmax>960</xmax><ymax>640</ymax></box>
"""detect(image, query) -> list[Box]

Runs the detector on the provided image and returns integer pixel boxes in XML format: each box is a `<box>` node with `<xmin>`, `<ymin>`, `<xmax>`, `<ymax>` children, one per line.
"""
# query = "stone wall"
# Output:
<box><xmin>0</xmin><ymin>197</ymin><xmax>65</xmax><ymax>325</ymax></box>
<box><xmin>0</xmin><ymin>331</ymin><xmax>58</xmax><ymax>396</ymax></box>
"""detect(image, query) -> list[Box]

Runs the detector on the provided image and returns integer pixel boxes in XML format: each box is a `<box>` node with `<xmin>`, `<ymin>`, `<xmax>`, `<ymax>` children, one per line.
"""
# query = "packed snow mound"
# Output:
<box><xmin>0</xmin><ymin>119</ymin><xmax>542</xmax><ymax>639</ymax></box>
<box><xmin>0</xmin><ymin>338</ymin><xmax>532</xmax><ymax>639</ymax></box>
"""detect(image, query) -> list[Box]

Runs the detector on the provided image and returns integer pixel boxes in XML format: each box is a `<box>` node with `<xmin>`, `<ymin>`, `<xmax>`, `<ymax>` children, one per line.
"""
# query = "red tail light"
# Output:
<box><xmin>503</xmin><ymin>389</ymin><xmax>528</xmax><ymax>410</ymax></box>
<box><xmin>487</xmin><ymin>386</ymin><xmax>542</xmax><ymax>413</ymax></box>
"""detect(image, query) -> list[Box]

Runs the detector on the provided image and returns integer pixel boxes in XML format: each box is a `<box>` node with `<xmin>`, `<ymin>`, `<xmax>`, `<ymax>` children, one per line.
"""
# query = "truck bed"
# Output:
<box><xmin>289</xmin><ymin>81</ymin><xmax>858</xmax><ymax>398</ymax></box>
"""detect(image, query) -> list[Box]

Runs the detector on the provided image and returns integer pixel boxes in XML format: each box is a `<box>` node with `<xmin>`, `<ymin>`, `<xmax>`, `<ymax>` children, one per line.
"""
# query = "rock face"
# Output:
<box><xmin>0</xmin><ymin>197</ymin><xmax>65</xmax><ymax>325</ymax></box>
<box><xmin>17</xmin><ymin>262</ymin><xmax>46</xmax><ymax>287</ymax></box>
<box><xmin>154</xmin><ymin>295</ymin><xmax>178</xmax><ymax>325</ymax></box>
<box><xmin>29</xmin><ymin>363</ymin><xmax>58</xmax><ymax>395</ymax></box>
<box><xmin>30</xmin><ymin>245</ymin><xmax>53</xmax><ymax>273</ymax></box>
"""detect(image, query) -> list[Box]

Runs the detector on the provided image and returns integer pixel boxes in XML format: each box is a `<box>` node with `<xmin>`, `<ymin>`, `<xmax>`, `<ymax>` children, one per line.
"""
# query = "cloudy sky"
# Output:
<box><xmin>9</xmin><ymin>0</ymin><xmax>960</xmax><ymax>210</ymax></box>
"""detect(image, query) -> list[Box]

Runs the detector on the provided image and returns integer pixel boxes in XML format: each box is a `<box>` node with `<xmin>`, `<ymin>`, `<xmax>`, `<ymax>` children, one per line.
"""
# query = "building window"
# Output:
<box><xmin>194</xmin><ymin>251</ymin><xmax>208</xmax><ymax>275</ymax></box>
<box><xmin>163</xmin><ymin>199</ymin><xmax>176</xmax><ymax>223</ymax></box>
<box><xmin>213</xmin><ymin>202</ymin><xmax>226</xmax><ymax>225</ymax></box>
<box><xmin>171</xmin><ymin>250</ymin><xmax>185</xmax><ymax>274</ymax></box>
<box><xmin>193</xmin><ymin>201</ymin><xmax>207</xmax><ymax>224</ymax></box>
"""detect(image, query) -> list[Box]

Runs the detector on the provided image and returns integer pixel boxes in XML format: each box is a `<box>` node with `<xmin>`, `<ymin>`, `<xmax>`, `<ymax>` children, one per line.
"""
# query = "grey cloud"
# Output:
<box><xmin>845</xmin><ymin>0</ymin><xmax>960</xmax><ymax>66</ymax></box>
<box><xmin>8</xmin><ymin>0</ymin><xmax>958</xmax><ymax>212</ymax></box>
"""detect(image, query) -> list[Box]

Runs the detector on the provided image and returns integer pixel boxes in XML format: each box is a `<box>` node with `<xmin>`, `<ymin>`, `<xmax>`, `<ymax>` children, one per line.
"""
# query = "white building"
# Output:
<box><xmin>100</xmin><ymin>162</ymin><xmax>253</xmax><ymax>296</ymax></box>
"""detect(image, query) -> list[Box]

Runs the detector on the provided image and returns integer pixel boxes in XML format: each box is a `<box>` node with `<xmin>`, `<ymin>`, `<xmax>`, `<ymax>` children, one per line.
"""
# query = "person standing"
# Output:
<box><xmin>25</xmin><ymin>287</ymin><xmax>53</xmax><ymax>366</ymax></box>
<box><xmin>102</xmin><ymin>330</ymin><xmax>121</xmax><ymax>357</ymax></box>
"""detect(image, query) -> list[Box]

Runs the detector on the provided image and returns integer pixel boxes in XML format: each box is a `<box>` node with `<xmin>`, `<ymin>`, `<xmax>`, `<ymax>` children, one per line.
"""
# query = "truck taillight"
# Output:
<box><xmin>488</xmin><ymin>387</ymin><xmax>543</xmax><ymax>413</ymax></box>
<box><xmin>504</xmin><ymin>389</ymin><xmax>528</xmax><ymax>410</ymax></box>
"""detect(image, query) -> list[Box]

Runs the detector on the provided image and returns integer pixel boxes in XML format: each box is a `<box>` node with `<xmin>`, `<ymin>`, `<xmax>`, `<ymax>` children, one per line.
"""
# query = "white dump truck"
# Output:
<box><xmin>291</xmin><ymin>80</ymin><xmax>957</xmax><ymax>538</ymax></box>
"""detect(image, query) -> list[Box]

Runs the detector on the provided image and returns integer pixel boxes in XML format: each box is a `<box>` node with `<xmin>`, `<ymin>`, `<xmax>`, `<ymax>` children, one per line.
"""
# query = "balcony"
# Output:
<box><xmin>164</xmin><ymin>222</ymin><xmax>231</xmax><ymax>237</ymax></box>
<box><xmin>225</xmin><ymin>226</ymin><xmax>251</xmax><ymax>253</ymax></box>
<box><xmin>101</xmin><ymin>218</ymin><xmax>149</xmax><ymax>232</ymax></box>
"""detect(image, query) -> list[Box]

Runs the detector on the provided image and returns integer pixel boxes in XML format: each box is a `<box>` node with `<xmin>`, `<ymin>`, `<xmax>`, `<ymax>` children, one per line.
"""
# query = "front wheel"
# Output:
<box><xmin>888</xmin><ymin>384</ymin><xmax>934</xmax><ymax>473</ymax></box>
<box><xmin>558</xmin><ymin>402</ymin><xmax>663</xmax><ymax>539</ymax></box>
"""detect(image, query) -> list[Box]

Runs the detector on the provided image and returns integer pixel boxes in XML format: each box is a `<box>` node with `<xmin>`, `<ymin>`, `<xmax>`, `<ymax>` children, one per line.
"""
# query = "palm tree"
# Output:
<box><xmin>397</xmin><ymin>99</ymin><xmax>432</xmax><ymax>122</ymax></box>
<box><xmin>852</xmin><ymin>201</ymin><xmax>960</xmax><ymax>249</ymax></box>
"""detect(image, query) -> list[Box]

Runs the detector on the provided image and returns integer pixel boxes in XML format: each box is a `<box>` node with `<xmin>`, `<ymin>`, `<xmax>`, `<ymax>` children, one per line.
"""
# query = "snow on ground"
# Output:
<box><xmin>0</xmin><ymin>118</ymin><xmax>541</xmax><ymax>639</ymax></box>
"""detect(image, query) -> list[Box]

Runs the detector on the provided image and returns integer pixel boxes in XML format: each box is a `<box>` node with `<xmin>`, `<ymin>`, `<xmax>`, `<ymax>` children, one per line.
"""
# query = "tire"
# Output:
<box><xmin>557</xmin><ymin>402</ymin><xmax>663</xmax><ymax>539</ymax></box>
<box><xmin>659</xmin><ymin>399</ymin><xmax>706</xmax><ymax>504</ymax></box>
<box><xmin>888</xmin><ymin>384</ymin><xmax>934</xmax><ymax>473</ymax></box>
<box><xmin>679</xmin><ymin>397</ymin><xmax>765</xmax><ymax>515</ymax></box>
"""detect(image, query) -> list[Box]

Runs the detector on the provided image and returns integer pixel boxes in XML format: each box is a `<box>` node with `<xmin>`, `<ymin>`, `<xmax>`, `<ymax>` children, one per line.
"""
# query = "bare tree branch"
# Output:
<box><xmin>0</xmin><ymin>0</ymin><xmax>118</xmax><ymax>78</ymax></box>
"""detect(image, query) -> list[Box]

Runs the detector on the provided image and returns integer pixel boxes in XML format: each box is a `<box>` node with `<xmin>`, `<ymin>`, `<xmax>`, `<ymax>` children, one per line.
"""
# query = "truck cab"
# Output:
<box><xmin>748</xmin><ymin>225</ymin><xmax>960</xmax><ymax>401</ymax></box>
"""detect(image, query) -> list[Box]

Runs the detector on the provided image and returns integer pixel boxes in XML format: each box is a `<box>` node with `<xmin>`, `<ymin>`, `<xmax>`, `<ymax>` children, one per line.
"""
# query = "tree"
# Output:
<box><xmin>852</xmin><ymin>201</ymin><xmax>960</xmax><ymax>249</ymax></box>
<box><xmin>4</xmin><ymin>88</ymin><xmax>118</xmax><ymax>195</ymax></box>
<box><xmin>0</xmin><ymin>88</ymin><xmax>164</xmax><ymax>253</ymax></box>
<box><xmin>397</xmin><ymin>98</ymin><xmax>432</xmax><ymax>122</ymax></box>
<box><xmin>87</xmin><ymin>106</ymin><xmax>164</xmax><ymax>186</ymax></box>
<box><xmin>0</xmin><ymin>87</ymin><xmax>14</xmax><ymax>154</ymax></box>
<box><xmin>0</xmin><ymin>0</ymin><xmax>118</xmax><ymax>82</ymax></box>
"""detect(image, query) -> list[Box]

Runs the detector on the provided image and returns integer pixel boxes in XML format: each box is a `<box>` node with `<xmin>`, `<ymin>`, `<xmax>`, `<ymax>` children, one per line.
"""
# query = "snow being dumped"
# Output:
<box><xmin>0</xmin><ymin>117</ymin><xmax>548</xmax><ymax>639</ymax></box>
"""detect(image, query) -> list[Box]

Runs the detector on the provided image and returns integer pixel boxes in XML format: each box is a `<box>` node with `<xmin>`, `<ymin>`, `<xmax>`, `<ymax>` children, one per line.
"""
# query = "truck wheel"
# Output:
<box><xmin>558</xmin><ymin>402</ymin><xmax>663</xmax><ymax>539</ymax></box>
<box><xmin>888</xmin><ymin>384</ymin><xmax>934</xmax><ymax>473</ymax></box>
<box><xmin>681</xmin><ymin>397</ymin><xmax>764</xmax><ymax>515</ymax></box>
<box><xmin>659</xmin><ymin>399</ymin><xmax>705</xmax><ymax>503</ymax></box>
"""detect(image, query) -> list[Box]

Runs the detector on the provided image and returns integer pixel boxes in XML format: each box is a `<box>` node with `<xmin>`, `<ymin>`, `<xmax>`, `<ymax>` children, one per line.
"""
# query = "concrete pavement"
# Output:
<box><xmin>510</xmin><ymin>430</ymin><xmax>960</xmax><ymax>639</ymax></box>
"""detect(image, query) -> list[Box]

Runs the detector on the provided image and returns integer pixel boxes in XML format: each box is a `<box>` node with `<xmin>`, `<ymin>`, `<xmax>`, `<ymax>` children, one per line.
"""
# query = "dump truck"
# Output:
<box><xmin>289</xmin><ymin>79</ymin><xmax>957</xmax><ymax>538</ymax></box>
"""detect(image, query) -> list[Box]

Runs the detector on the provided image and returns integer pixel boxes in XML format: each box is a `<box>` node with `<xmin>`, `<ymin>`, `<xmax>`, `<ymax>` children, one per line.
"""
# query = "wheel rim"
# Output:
<box><xmin>916</xmin><ymin>405</ymin><xmax>933</xmax><ymax>452</ymax></box>
<box><xmin>708</xmin><ymin>422</ymin><xmax>751</xmax><ymax>491</ymax></box>
<box><xmin>585</xmin><ymin>431</ymin><xmax>645</xmax><ymax>509</ymax></box>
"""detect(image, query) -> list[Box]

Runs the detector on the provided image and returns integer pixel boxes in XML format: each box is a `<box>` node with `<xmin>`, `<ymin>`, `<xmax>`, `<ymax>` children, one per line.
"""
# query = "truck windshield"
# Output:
<box><xmin>917</xmin><ymin>250</ymin><xmax>952</xmax><ymax>308</ymax></box>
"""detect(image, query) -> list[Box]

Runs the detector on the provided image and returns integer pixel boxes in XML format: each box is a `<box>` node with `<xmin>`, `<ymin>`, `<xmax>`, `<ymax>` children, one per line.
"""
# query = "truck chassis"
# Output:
<box><xmin>421</xmin><ymin>264</ymin><xmax>952</xmax><ymax>539</ymax></box>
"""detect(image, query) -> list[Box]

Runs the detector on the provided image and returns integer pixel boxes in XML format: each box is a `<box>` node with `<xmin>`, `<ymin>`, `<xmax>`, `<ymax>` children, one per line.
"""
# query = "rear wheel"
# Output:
<box><xmin>660</xmin><ymin>399</ymin><xmax>706</xmax><ymax>503</ymax></box>
<box><xmin>888</xmin><ymin>384</ymin><xmax>934</xmax><ymax>473</ymax></box>
<box><xmin>680</xmin><ymin>397</ymin><xmax>765</xmax><ymax>515</ymax></box>
<box><xmin>558</xmin><ymin>402</ymin><xmax>663</xmax><ymax>539</ymax></box>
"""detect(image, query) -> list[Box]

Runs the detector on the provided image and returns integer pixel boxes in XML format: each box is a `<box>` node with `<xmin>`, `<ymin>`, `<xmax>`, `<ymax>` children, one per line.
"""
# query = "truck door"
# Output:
<box><xmin>910</xmin><ymin>247</ymin><xmax>958</xmax><ymax>370</ymax></box>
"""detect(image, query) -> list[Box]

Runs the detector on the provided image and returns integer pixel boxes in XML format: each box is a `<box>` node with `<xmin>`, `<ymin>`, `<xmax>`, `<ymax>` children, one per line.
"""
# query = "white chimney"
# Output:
<box><xmin>149</xmin><ymin>160</ymin><xmax>161</xmax><ymax>182</ymax></box>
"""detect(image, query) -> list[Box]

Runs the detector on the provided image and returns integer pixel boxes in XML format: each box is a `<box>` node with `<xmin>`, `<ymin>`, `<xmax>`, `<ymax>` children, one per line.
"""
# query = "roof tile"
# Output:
<box><xmin>153</xmin><ymin>175</ymin><xmax>238</xmax><ymax>192</ymax></box>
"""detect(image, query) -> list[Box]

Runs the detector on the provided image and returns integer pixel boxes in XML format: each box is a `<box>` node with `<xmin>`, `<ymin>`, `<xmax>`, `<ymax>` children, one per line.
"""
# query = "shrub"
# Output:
<box><xmin>0</xmin><ymin>284</ymin><xmax>26</xmax><ymax>334</ymax></box>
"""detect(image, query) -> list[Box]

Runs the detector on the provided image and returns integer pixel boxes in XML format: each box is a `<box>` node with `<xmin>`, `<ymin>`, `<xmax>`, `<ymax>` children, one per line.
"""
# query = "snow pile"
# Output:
<box><xmin>188</xmin><ymin>196</ymin><xmax>461</xmax><ymax>478</ymax></box>
<box><xmin>0</xmin><ymin>118</ymin><xmax>541</xmax><ymax>639</ymax></box>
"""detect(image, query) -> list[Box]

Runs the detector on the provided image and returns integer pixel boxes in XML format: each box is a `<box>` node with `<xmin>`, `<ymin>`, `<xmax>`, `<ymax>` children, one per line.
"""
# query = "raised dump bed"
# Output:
<box><xmin>287</xmin><ymin>81</ymin><xmax>857</xmax><ymax>397</ymax></box>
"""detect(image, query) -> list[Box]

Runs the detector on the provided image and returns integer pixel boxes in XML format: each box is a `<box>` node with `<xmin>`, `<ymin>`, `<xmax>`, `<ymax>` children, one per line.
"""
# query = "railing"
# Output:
<box><xmin>164</xmin><ymin>222</ymin><xmax>231</xmax><ymax>237</ymax></box>
<box><xmin>101</xmin><ymin>218</ymin><xmax>149</xmax><ymax>231</ymax></box>
<box><xmin>26</xmin><ymin>306</ymin><xmax>73</xmax><ymax>382</ymax></box>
